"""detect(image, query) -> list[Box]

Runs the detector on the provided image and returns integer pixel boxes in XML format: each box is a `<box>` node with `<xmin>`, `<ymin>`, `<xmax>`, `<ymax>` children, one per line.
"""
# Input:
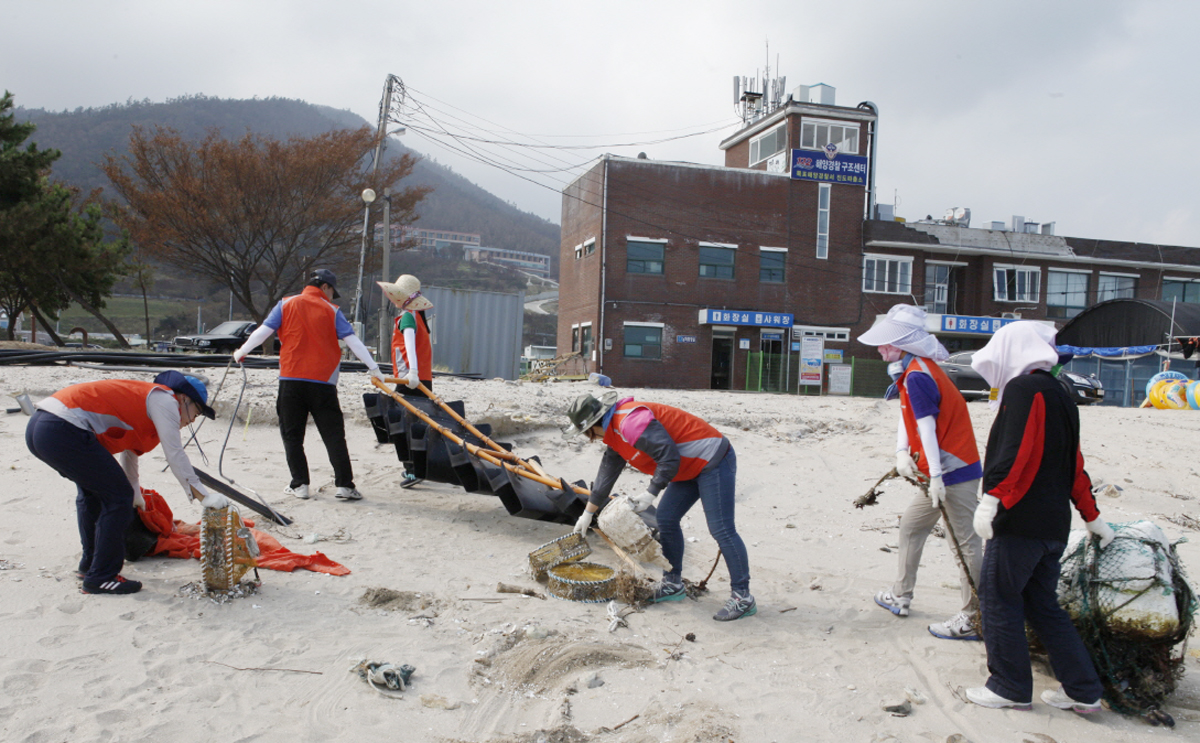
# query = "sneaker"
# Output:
<box><xmin>649</xmin><ymin>579</ymin><xmax>686</xmax><ymax>603</ymax></box>
<box><xmin>928</xmin><ymin>612</ymin><xmax>982</xmax><ymax>641</ymax></box>
<box><xmin>965</xmin><ymin>686</ymin><xmax>1031</xmax><ymax>710</ymax></box>
<box><xmin>400</xmin><ymin>472</ymin><xmax>423</xmax><ymax>489</ymax></box>
<box><xmin>713</xmin><ymin>591</ymin><xmax>757</xmax><ymax>621</ymax></box>
<box><xmin>285</xmin><ymin>484</ymin><xmax>310</xmax><ymax>500</ymax></box>
<box><xmin>81</xmin><ymin>575</ymin><xmax>143</xmax><ymax>595</ymax></box>
<box><xmin>874</xmin><ymin>589</ymin><xmax>911</xmax><ymax>617</ymax></box>
<box><xmin>1041</xmin><ymin>687</ymin><xmax>1102</xmax><ymax>713</ymax></box>
<box><xmin>336</xmin><ymin>486</ymin><xmax>364</xmax><ymax>501</ymax></box>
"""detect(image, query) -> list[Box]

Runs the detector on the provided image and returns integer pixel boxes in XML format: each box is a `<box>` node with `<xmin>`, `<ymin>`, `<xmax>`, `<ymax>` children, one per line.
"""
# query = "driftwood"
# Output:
<box><xmin>496</xmin><ymin>582</ymin><xmax>546</xmax><ymax>600</ymax></box>
<box><xmin>854</xmin><ymin>467</ymin><xmax>900</xmax><ymax>508</ymax></box>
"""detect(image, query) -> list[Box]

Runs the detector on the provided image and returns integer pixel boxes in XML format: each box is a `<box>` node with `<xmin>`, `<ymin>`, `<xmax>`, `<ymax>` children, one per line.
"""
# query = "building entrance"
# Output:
<box><xmin>710</xmin><ymin>330</ymin><xmax>735</xmax><ymax>389</ymax></box>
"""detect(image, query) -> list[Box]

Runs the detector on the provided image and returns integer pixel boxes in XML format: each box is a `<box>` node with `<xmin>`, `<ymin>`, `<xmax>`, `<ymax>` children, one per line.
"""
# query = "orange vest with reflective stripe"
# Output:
<box><xmin>50</xmin><ymin>380</ymin><xmax>170</xmax><ymax>456</ymax></box>
<box><xmin>391</xmin><ymin>310</ymin><xmax>432</xmax><ymax>380</ymax></box>
<box><xmin>898</xmin><ymin>357</ymin><xmax>980</xmax><ymax>477</ymax></box>
<box><xmin>278</xmin><ymin>286</ymin><xmax>343</xmax><ymax>383</ymax></box>
<box><xmin>602</xmin><ymin>400</ymin><xmax>726</xmax><ymax>482</ymax></box>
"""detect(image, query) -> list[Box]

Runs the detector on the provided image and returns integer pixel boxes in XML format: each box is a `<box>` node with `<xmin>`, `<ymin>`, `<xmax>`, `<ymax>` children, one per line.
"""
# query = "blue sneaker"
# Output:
<box><xmin>713</xmin><ymin>591</ymin><xmax>757</xmax><ymax>621</ymax></box>
<box><xmin>650</xmin><ymin>579</ymin><xmax>686</xmax><ymax>603</ymax></box>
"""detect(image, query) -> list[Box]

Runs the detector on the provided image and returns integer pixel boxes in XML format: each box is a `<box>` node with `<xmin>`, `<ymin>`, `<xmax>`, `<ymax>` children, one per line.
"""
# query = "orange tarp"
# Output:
<box><xmin>137</xmin><ymin>489</ymin><xmax>349</xmax><ymax>575</ymax></box>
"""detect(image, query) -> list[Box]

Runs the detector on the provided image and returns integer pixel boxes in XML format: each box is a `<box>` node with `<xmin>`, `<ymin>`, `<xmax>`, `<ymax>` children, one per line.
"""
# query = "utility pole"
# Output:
<box><xmin>351</xmin><ymin>74</ymin><xmax>406</xmax><ymax>339</ymax></box>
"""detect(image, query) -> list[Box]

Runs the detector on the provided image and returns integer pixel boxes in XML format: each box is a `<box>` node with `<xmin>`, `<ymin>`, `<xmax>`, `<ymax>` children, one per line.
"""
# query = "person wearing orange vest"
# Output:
<box><xmin>24</xmin><ymin>371</ymin><xmax>228</xmax><ymax>595</ymax></box>
<box><xmin>233</xmin><ymin>269</ymin><xmax>384</xmax><ymax>502</ymax></box>
<box><xmin>378</xmin><ymin>274</ymin><xmax>434</xmax><ymax>396</ymax></box>
<box><xmin>564</xmin><ymin>392</ymin><xmax>755</xmax><ymax>621</ymax></box>
<box><xmin>858</xmin><ymin>303</ymin><xmax>984</xmax><ymax>641</ymax></box>
<box><xmin>378</xmin><ymin>274</ymin><xmax>435</xmax><ymax>487</ymax></box>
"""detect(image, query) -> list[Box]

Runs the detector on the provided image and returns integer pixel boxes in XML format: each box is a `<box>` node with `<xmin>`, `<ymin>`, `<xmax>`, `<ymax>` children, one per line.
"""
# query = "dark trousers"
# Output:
<box><xmin>980</xmin><ymin>534</ymin><xmax>1103</xmax><ymax>703</ymax></box>
<box><xmin>656</xmin><ymin>448</ymin><xmax>750</xmax><ymax>594</ymax></box>
<box><xmin>25</xmin><ymin>409</ymin><xmax>135</xmax><ymax>583</ymax></box>
<box><xmin>277</xmin><ymin>380</ymin><xmax>354</xmax><ymax>489</ymax></box>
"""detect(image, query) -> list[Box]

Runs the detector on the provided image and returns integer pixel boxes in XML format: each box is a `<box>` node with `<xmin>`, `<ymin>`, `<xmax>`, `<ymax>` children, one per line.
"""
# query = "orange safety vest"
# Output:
<box><xmin>602</xmin><ymin>400</ymin><xmax>726</xmax><ymax>482</ymax></box>
<box><xmin>898</xmin><ymin>356</ymin><xmax>980</xmax><ymax>477</ymax></box>
<box><xmin>277</xmin><ymin>286</ymin><xmax>344</xmax><ymax>383</ymax></box>
<box><xmin>391</xmin><ymin>310</ymin><xmax>432</xmax><ymax>381</ymax></box>
<box><xmin>50</xmin><ymin>380</ymin><xmax>172</xmax><ymax>456</ymax></box>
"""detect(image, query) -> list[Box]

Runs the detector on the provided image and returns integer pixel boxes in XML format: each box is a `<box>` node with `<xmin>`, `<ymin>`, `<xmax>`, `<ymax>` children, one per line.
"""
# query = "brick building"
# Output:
<box><xmin>558</xmin><ymin>87</ymin><xmax>1200</xmax><ymax>392</ymax></box>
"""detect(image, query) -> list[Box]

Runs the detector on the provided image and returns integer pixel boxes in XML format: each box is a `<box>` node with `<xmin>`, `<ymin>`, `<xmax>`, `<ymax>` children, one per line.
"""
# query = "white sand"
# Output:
<box><xmin>1</xmin><ymin>363</ymin><xmax>1198</xmax><ymax>742</ymax></box>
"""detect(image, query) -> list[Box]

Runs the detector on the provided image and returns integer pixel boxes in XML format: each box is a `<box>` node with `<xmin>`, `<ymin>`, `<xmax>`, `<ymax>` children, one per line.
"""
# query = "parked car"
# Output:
<box><xmin>937</xmin><ymin>351</ymin><xmax>1104</xmax><ymax>405</ymax></box>
<box><xmin>171</xmin><ymin>320</ymin><xmax>258</xmax><ymax>354</ymax></box>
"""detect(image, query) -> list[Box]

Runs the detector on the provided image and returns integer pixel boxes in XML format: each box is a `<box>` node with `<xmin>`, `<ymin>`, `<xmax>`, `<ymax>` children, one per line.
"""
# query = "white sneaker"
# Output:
<box><xmin>1041</xmin><ymin>687</ymin><xmax>1101</xmax><ymax>713</ymax></box>
<box><xmin>928</xmin><ymin>612</ymin><xmax>982</xmax><ymax>641</ymax></box>
<box><xmin>874</xmin><ymin>589</ymin><xmax>911</xmax><ymax>617</ymax></box>
<box><xmin>966</xmin><ymin>686</ymin><xmax>1031</xmax><ymax>710</ymax></box>
<box><xmin>336</xmin><ymin>486</ymin><xmax>363</xmax><ymax>501</ymax></box>
<box><xmin>285</xmin><ymin>484</ymin><xmax>310</xmax><ymax>500</ymax></box>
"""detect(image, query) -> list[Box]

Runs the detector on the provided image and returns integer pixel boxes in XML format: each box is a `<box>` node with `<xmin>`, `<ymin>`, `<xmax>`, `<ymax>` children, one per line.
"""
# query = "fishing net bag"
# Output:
<box><xmin>546</xmin><ymin>562</ymin><xmax>616</xmax><ymax>603</ymax></box>
<box><xmin>200</xmin><ymin>506</ymin><xmax>260</xmax><ymax>592</ymax></box>
<box><xmin>1056</xmin><ymin>520</ymin><xmax>1196</xmax><ymax>720</ymax></box>
<box><xmin>529</xmin><ymin>532</ymin><xmax>591</xmax><ymax>582</ymax></box>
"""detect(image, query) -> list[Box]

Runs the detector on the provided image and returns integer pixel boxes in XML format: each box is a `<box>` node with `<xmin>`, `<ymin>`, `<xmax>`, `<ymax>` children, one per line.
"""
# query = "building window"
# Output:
<box><xmin>584</xmin><ymin>238</ymin><xmax>596</xmax><ymax>255</ymax></box>
<box><xmin>795</xmin><ymin>326</ymin><xmax>850</xmax><ymax>342</ymax></box>
<box><xmin>573</xmin><ymin>243</ymin><xmax>583</xmax><ymax>260</ymax></box>
<box><xmin>571</xmin><ymin>325</ymin><xmax>580</xmax><ymax>352</ymax></box>
<box><xmin>1047</xmin><ymin>270</ymin><xmax>1089</xmax><ymax>319</ymax></box>
<box><xmin>749</xmin><ymin>124</ymin><xmax>787</xmax><ymax>165</ymax></box>
<box><xmin>1098</xmin><ymin>274</ymin><xmax>1136</xmax><ymax>302</ymax></box>
<box><xmin>1163</xmin><ymin>278</ymin><xmax>1200</xmax><ymax>304</ymax></box>
<box><xmin>759</xmin><ymin>248</ymin><xmax>786</xmax><ymax>283</ymax></box>
<box><xmin>993</xmin><ymin>265</ymin><xmax>1041</xmax><ymax>302</ymax></box>
<box><xmin>863</xmin><ymin>255</ymin><xmax>912</xmax><ymax>294</ymax></box>
<box><xmin>924</xmin><ymin>263</ymin><xmax>959</xmax><ymax>314</ymax></box>
<box><xmin>800</xmin><ymin>118</ymin><xmax>859</xmax><ymax>154</ymax></box>
<box><xmin>580</xmin><ymin>323</ymin><xmax>593</xmax><ymax>357</ymax></box>
<box><xmin>816</xmin><ymin>183</ymin><xmax>831</xmax><ymax>259</ymax></box>
<box><xmin>627</xmin><ymin>240</ymin><xmax>665</xmax><ymax>275</ymax></box>
<box><xmin>623</xmin><ymin>324</ymin><xmax>662</xmax><ymax>360</ymax></box>
<box><xmin>699</xmin><ymin>245</ymin><xmax>736</xmax><ymax>279</ymax></box>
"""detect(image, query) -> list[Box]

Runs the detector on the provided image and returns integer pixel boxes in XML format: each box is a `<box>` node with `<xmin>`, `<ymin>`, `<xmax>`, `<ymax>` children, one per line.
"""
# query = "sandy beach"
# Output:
<box><xmin>1</xmin><ymin>362</ymin><xmax>1197</xmax><ymax>743</ymax></box>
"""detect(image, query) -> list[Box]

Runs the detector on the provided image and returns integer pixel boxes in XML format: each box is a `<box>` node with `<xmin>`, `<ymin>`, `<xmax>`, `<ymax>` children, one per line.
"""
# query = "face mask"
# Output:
<box><xmin>879</xmin><ymin>345</ymin><xmax>903</xmax><ymax>363</ymax></box>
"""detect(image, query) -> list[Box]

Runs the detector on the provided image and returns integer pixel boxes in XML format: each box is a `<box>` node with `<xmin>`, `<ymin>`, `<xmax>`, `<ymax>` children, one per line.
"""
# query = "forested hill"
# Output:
<box><xmin>16</xmin><ymin>95</ymin><xmax>562</xmax><ymax>277</ymax></box>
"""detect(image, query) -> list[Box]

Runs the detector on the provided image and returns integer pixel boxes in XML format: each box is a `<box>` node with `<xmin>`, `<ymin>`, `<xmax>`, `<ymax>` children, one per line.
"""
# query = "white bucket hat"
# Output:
<box><xmin>377</xmin><ymin>274</ymin><xmax>433</xmax><ymax>311</ymax></box>
<box><xmin>857</xmin><ymin>304</ymin><xmax>948</xmax><ymax>361</ymax></box>
<box><xmin>971</xmin><ymin>321</ymin><xmax>1059</xmax><ymax>410</ymax></box>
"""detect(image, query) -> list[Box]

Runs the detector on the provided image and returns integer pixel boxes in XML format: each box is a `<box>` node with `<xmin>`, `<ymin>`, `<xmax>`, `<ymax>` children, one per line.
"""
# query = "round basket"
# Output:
<box><xmin>546</xmin><ymin>561</ymin><xmax>616</xmax><ymax>603</ymax></box>
<box><xmin>529</xmin><ymin>532</ymin><xmax>591</xmax><ymax>581</ymax></box>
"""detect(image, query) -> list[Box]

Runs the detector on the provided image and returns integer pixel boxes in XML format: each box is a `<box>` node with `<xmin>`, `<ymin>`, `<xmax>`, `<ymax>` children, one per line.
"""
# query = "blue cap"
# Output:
<box><xmin>154</xmin><ymin>371</ymin><xmax>216</xmax><ymax>419</ymax></box>
<box><xmin>309</xmin><ymin>269</ymin><xmax>340</xmax><ymax>299</ymax></box>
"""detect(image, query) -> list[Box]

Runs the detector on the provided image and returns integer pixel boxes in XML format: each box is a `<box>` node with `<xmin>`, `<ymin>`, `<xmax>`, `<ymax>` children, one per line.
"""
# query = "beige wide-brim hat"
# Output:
<box><xmin>378</xmin><ymin>274</ymin><xmax>434</xmax><ymax>311</ymax></box>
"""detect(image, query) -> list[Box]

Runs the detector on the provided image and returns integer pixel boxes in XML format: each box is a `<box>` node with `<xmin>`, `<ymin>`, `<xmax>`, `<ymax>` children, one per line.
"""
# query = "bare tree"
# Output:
<box><xmin>103</xmin><ymin>126</ymin><xmax>429</xmax><ymax>322</ymax></box>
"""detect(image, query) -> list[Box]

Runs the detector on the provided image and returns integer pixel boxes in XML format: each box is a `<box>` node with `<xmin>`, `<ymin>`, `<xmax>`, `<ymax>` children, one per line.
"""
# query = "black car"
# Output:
<box><xmin>937</xmin><ymin>351</ymin><xmax>1105</xmax><ymax>405</ymax></box>
<box><xmin>171</xmin><ymin>320</ymin><xmax>258</xmax><ymax>354</ymax></box>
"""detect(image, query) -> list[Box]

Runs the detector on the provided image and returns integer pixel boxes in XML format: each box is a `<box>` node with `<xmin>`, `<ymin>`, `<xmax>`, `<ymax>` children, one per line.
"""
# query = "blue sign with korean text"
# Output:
<box><xmin>676</xmin><ymin>335</ymin><xmax>697</xmax><ymax>343</ymax></box>
<box><xmin>699</xmin><ymin>308</ymin><xmax>794</xmax><ymax>328</ymax></box>
<box><xmin>941</xmin><ymin>315</ymin><xmax>1018</xmax><ymax>335</ymax></box>
<box><xmin>790</xmin><ymin>148</ymin><xmax>869</xmax><ymax>185</ymax></box>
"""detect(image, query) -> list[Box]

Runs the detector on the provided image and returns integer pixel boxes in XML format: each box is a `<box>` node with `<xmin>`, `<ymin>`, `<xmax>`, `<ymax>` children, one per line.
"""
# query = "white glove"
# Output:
<box><xmin>133</xmin><ymin>489</ymin><xmax>146</xmax><ymax>511</ymax></box>
<box><xmin>369</xmin><ymin>367</ymin><xmax>385</xmax><ymax>383</ymax></box>
<box><xmin>973</xmin><ymin>494</ymin><xmax>1000</xmax><ymax>540</ymax></box>
<box><xmin>1086</xmin><ymin>518</ymin><xmax>1116</xmax><ymax>549</ymax></box>
<box><xmin>201</xmin><ymin>492</ymin><xmax>231</xmax><ymax>509</ymax></box>
<box><xmin>573</xmin><ymin>510</ymin><xmax>594</xmax><ymax>534</ymax></box>
<box><xmin>629</xmin><ymin>490</ymin><xmax>655</xmax><ymax>513</ymax></box>
<box><xmin>927</xmin><ymin>475</ymin><xmax>945</xmax><ymax>510</ymax></box>
<box><xmin>404</xmin><ymin>369</ymin><xmax>420</xmax><ymax>389</ymax></box>
<box><xmin>896</xmin><ymin>450</ymin><xmax>918</xmax><ymax>480</ymax></box>
<box><xmin>232</xmin><ymin>344</ymin><xmax>250</xmax><ymax>364</ymax></box>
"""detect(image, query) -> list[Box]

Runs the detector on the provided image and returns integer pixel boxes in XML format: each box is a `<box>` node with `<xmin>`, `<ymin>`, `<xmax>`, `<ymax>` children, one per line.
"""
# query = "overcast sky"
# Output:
<box><xmin>5</xmin><ymin>0</ymin><xmax>1199</xmax><ymax>247</ymax></box>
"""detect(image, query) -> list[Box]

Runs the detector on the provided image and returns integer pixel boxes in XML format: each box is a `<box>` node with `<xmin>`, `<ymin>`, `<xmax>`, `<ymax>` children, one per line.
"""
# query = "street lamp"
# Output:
<box><xmin>351</xmin><ymin>188</ymin><xmax>376</xmax><ymax>333</ymax></box>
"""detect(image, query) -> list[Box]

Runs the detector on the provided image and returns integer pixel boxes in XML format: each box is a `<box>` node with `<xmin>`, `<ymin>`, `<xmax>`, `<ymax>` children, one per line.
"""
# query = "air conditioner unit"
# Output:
<box><xmin>1001</xmin><ymin>312</ymin><xmax>1021</xmax><ymax>320</ymax></box>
